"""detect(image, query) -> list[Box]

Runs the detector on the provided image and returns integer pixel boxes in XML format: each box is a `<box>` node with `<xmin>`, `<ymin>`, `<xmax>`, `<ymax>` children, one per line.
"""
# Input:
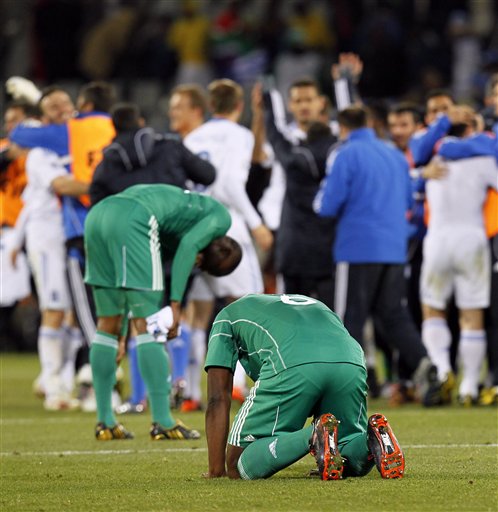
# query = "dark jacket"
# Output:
<box><xmin>90</xmin><ymin>127</ymin><xmax>216</xmax><ymax>205</ymax></box>
<box><xmin>263</xmin><ymin>91</ymin><xmax>337</xmax><ymax>278</ymax></box>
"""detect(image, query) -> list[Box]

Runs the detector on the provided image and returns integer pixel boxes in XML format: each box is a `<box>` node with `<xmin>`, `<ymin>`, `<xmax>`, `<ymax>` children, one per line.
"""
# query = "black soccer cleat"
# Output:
<box><xmin>309</xmin><ymin>413</ymin><xmax>343</xmax><ymax>480</ymax></box>
<box><xmin>150</xmin><ymin>421</ymin><xmax>201</xmax><ymax>440</ymax></box>
<box><xmin>367</xmin><ymin>414</ymin><xmax>405</xmax><ymax>479</ymax></box>
<box><xmin>95</xmin><ymin>422</ymin><xmax>134</xmax><ymax>440</ymax></box>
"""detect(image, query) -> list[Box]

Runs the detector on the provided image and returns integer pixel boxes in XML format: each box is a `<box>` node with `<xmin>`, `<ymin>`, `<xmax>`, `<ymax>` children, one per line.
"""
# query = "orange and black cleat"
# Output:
<box><xmin>367</xmin><ymin>413</ymin><xmax>405</xmax><ymax>479</ymax></box>
<box><xmin>309</xmin><ymin>413</ymin><xmax>344</xmax><ymax>480</ymax></box>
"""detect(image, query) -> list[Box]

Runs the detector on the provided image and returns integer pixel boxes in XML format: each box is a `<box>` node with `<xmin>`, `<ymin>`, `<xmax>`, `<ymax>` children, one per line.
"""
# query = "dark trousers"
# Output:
<box><xmin>335</xmin><ymin>262</ymin><xmax>427</xmax><ymax>375</ymax></box>
<box><xmin>66</xmin><ymin>238</ymin><xmax>96</xmax><ymax>371</ymax></box>
<box><xmin>283</xmin><ymin>274</ymin><xmax>335</xmax><ymax>310</ymax></box>
<box><xmin>486</xmin><ymin>236</ymin><xmax>498</xmax><ymax>386</ymax></box>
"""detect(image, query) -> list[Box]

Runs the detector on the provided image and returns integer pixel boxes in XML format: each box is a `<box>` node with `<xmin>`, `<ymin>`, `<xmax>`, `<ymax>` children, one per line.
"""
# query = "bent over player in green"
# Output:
<box><xmin>84</xmin><ymin>184</ymin><xmax>241</xmax><ymax>441</ymax></box>
<box><xmin>204</xmin><ymin>294</ymin><xmax>405</xmax><ymax>480</ymax></box>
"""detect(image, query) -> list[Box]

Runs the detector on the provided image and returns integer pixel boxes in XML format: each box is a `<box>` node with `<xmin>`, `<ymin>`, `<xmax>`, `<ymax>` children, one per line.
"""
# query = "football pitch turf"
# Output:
<box><xmin>1</xmin><ymin>353</ymin><xmax>497</xmax><ymax>512</ymax></box>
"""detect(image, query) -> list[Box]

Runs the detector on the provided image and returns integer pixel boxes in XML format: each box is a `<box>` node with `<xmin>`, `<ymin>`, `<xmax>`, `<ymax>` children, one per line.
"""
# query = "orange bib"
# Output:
<box><xmin>67</xmin><ymin>116</ymin><xmax>115</xmax><ymax>206</ymax></box>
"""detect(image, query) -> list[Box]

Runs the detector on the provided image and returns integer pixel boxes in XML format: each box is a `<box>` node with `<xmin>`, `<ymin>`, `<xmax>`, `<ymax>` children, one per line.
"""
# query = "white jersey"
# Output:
<box><xmin>185</xmin><ymin>118</ymin><xmax>261</xmax><ymax>234</ymax></box>
<box><xmin>12</xmin><ymin>148</ymin><xmax>71</xmax><ymax>310</ymax></box>
<box><xmin>426</xmin><ymin>156</ymin><xmax>498</xmax><ymax>231</ymax></box>
<box><xmin>421</xmin><ymin>155</ymin><xmax>498</xmax><ymax>310</ymax></box>
<box><xmin>14</xmin><ymin>147</ymin><xmax>67</xmax><ymax>249</ymax></box>
<box><xmin>185</xmin><ymin>118</ymin><xmax>264</xmax><ymax>296</ymax></box>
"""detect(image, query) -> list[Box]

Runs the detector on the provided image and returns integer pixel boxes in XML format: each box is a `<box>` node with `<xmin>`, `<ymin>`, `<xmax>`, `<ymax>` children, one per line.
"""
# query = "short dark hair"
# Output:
<box><xmin>425</xmin><ymin>88</ymin><xmax>454</xmax><ymax>104</ymax></box>
<box><xmin>200</xmin><ymin>236</ymin><xmax>242</xmax><ymax>277</ymax></box>
<box><xmin>38</xmin><ymin>85</ymin><xmax>70</xmax><ymax>105</ymax></box>
<box><xmin>6</xmin><ymin>99</ymin><xmax>40</xmax><ymax>119</ymax></box>
<box><xmin>78</xmin><ymin>81</ymin><xmax>116</xmax><ymax>113</ymax></box>
<box><xmin>208</xmin><ymin>79</ymin><xmax>243</xmax><ymax>115</ymax></box>
<box><xmin>389</xmin><ymin>102</ymin><xmax>423</xmax><ymax>125</ymax></box>
<box><xmin>306</xmin><ymin>121</ymin><xmax>331</xmax><ymax>143</ymax></box>
<box><xmin>288</xmin><ymin>77</ymin><xmax>320</xmax><ymax>95</ymax></box>
<box><xmin>171</xmin><ymin>84</ymin><xmax>208</xmax><ymax>116</ymax></box>
<box><xmin>337</xmin><ymin>106</ymin><xmax>368</xmax><ymax>130</ymax></box>
<box><xmin>111</xmin><ymin>102</ymin><xmax>141</xmax><ymax>132</ymax></box>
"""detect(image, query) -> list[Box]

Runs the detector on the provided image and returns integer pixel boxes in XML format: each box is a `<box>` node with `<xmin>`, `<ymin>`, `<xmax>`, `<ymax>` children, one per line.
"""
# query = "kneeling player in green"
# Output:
<box><xmin>84</xmin><ymin>184</ymin><xmax>242</xmax><ymax>440</ymax></box>
<box><xmin>205</xmin><ymin>294</ymin><xmax>405</xmax><ymax>480</ymax></box>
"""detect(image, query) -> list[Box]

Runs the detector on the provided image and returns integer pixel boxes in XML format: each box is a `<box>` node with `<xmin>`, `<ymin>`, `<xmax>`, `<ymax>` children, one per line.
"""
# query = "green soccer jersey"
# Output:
<box><xmin>205</xmin><ymin>294</ymin><xmax>365</xmax><ymax>381</ymax></box>
<box><xmin>85</xmin><ymin>184</ymin><xmax>231</xmax><ymax>301</ymax></box>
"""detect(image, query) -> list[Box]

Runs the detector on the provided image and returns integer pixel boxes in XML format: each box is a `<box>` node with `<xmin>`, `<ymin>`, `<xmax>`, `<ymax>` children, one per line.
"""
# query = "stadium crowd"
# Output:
<box><xmin>1</xmin><ymin>0</ymin><xmax>497</xmax><ymax>434</ymax></box>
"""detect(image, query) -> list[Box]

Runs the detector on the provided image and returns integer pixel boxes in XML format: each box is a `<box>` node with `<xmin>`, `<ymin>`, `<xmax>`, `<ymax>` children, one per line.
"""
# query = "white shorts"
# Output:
<box><xmin>421</xmin><ymin>227</ymin><xmax>491</xmax><ymax>310</ymax></box>
<box><xmin>27</xmin><ymin>238</ymin><xmax>71</xmax><ymax>311</ymax></box>
<box><xmin>0</xmin><ymin>227</ymin><xmax>31</xmax><ymax>306</ymax></box>
<box><xmin>187</xmin><ymin>208</ymin><xmax>264</xmax><ymax>300</ymax></box>
<box><xmin>188</xmin><ymin>272</ymin><xmax>214</xmax><ymax>302</ymax></box>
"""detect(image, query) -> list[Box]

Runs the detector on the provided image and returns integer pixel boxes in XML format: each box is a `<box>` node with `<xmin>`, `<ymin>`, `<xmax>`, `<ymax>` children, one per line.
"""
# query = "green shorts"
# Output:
<box><xmin>92</xmin><ymin>286</ymin><xmax>163</xmax><ymax>319</ymax></box>
<box><xmin>85</xmin><ymin>197</ymin><xmax>164</xmax><ymax>291</ymax></box>
<box><xmin>228</xmin><ymin>362</ymin><xmax>368</xmax><ymax>449</ymax></box>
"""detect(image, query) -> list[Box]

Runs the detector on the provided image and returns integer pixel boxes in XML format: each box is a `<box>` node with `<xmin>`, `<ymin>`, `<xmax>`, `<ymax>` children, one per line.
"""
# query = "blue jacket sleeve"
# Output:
<box><xmin>315</xmin><ymin>150</ymin><xmax>349</xmax><ymax>218</ymax></box>
<box><xmin>410</xmin><ymin>115</ymin><xmax>451</xmax><ymax>166</ymax></box>
<box><xmin>9</xmin><ymin>124</ymin><xmax>69</xmax><ymax>156</ymax></box>
<box><xmin>437</xmin><ymin>134</ymin><xmax>496</xmax><ymax>160</ymax></box>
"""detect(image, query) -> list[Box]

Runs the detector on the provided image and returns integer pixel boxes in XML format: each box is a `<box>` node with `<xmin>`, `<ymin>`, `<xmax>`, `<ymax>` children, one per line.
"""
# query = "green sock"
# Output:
<box><xmin>90</xmin><ymin>331</ymin><xmax>118</xmax><ymax>427</ymax></box>
<box><xmin>136</xmin><ymin>334</ymin><xmax>174</xmax><ymax>428</ymax></box>
<box><xmin>237</xmin><ymin>425</ymin><xmax>313</xmax><ymax>479</ymax></box>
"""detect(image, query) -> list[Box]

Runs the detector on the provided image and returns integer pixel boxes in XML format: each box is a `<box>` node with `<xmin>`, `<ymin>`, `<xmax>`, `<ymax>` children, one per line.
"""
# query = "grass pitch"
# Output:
<box><xmin>1</xmin><ymin>353</ymin><xmax>497</xmax><ymax>512</ymax></box>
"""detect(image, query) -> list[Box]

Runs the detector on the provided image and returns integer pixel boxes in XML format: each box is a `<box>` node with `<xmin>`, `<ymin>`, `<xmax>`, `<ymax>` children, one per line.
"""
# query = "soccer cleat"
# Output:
<box><xmin>95</xmin><ymin>422</ymin><xmax>134</xmax><ymax>440</ymax></box>
<box><xmin>458</xmin><ymin>394</ymin><xmax>478</xmax><ymax>407</ymax></box>
<box><xmin>389</xmin><ymin>382</ymin><xmax>416</xmax><ymax>407</ymax></box>
<box><xmin>479</xmin><ymin>386</ymin><xmax>498</xmax><ymax>406</ymax></box>
<box><xmin>439</xmin><ymin>372</ymin><xmax>456</xmax><ymax>405</ymax></box>
<box><xmin>180</xmin><ymin>399</ymin><xmax>203</xmax><ymax>412</ymax></box>
<box><xmin>309</xmin><ymin>413</ymin><xmax>343</xmax><ymax>480</ymax></box>
<box><xmin>367</xmin><ymin>414</ymin><xmax>405</xmax><ymax>479</ymax></box>
<box><xmin>413</xmin><ymin>358</ymin><xmax>446</xmax><ymax>407</ymax></box>
<box><xmin>150</xmin><ymin>421</ymin><xmax>201</xmax><ymax>440</ymax></box>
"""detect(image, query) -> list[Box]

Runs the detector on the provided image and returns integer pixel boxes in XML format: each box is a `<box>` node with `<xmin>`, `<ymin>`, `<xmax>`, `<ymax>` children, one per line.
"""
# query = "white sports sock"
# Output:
<box><xmin>187</xmin><ymin>328</ymin><xmax>207</xmax><ymax>402</ymax></box>
<box><xmin>458</xmin><ymin>330</ymin><xmax>487</xmax><ymax>398</ymax></box>
<box><xmin>421</xmin><ymin>318</ymin><xmax>452</xmax><ymax>381</ymax></box>
<box><xmin>38</xmin><ymin>326</ymin><xmax>64</xmax><ymax>401</ymax></box>
<box><xmin>61</xmin><ymin>327</ymin><xmax>83</xmax><ymax>395</ymax></box>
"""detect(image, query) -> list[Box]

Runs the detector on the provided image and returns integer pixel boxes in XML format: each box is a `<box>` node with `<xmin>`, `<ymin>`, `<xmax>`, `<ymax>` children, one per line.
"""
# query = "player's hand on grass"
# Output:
<box><xmin>202</xmin><ymin>470</ymin><xmax>227</xmax><ymax>478</ymax></box>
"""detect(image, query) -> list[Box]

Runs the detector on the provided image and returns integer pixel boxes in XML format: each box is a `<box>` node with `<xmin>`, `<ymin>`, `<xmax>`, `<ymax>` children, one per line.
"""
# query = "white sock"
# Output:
<box><xmin>458</xmin><ymin>330</ymin><xmax>487</xmax><ymax>398</ymax></box>
<box><xmin>187</xmin><ymin>328</ymin><xmax>207</xmax><ymax>402</ymax></box>
<box><xmin>233</xmin><ymin>361</ymin><xmax>247</xmax><ymax>393</ymax></box>
<box><xmin>38</xmin><ymin>326</ymin><xmax>64</xmax><ymax>401</ymax></box>
<box><xmin>61</xmin><ymin>327</ymin><xmax>83</xmax><ymax>395</ymax></box>
<box><xmin>422</xmin><ymin>318</ymin><xmax>452</xmax><ymax>381</ymax></box>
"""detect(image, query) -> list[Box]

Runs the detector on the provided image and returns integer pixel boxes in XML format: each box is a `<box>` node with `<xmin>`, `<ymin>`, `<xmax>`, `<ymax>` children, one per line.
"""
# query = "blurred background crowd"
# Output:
<box><xmin>1</xmin><ymin>0</ymin><xmax>498</xmax><ymax>134</ymax></box>
<box><xmin>1</xmin><ymin>0</ymin><xmax>497</xmax><ymax>410</ymax></box>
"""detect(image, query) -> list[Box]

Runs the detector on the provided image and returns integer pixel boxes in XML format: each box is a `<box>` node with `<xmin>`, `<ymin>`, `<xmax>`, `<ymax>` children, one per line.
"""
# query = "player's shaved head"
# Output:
<box><xmin>200</xmin><ymin>236</ymin><xmax>242</xmax><ymax>277</ymax></box>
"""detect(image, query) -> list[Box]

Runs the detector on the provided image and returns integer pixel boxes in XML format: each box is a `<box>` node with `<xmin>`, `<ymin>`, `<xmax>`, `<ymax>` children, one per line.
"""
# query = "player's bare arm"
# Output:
<box><xmin>205</xmin><ymin>367</ymin><xmax>233</xmax><ymax>478</ymax></box>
